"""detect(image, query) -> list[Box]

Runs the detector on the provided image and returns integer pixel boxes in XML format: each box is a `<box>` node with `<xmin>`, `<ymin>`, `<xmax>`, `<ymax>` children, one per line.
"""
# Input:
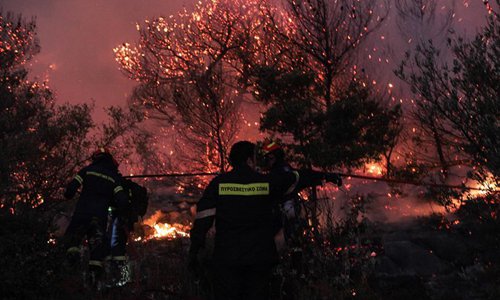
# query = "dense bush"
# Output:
<box><xmin>0</xmin><ymin>209</ymin><xmax>71</xmax><ymax>299</ymax></box>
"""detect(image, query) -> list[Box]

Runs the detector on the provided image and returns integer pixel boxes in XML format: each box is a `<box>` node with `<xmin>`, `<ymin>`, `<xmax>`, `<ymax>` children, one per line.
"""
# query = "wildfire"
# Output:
<box><xmin>151</xmin><ymin>222</ymin><xmax>190</xmax><ymax>240</ymax></box>
<box><xmin>468</xmin><ymin>173</ymin><xmax>498</xmax><ymax>197</ymax></box>
<box><xmin>135</xmin><ymin>222</ymin><xmax>191</xmax><ymax>242</ymax></box>
<box><xmin>135</xmin><ymin>210</ymin><xmax>191</xmax><ymax>242</ymax></box>
<box><xmin>364</xmin><ymin>162</ymin><xmax>384</xmax><ymax>175</ymax></box>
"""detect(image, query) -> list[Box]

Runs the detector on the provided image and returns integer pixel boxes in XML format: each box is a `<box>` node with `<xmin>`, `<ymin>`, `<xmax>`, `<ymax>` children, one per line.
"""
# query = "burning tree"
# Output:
<box><xmin>0</xmin><ymin>12</ymin><xmax>148</xmax><ymax>298</ymax></box>
<box><xmin>0</xmin><ymin>12</ymin><xmax>96</xmax><ymax>212</ymax></box>
<box><xmin>396</xmin><ymin>5</ymin><xmax>500</xmax><ymax>181</ymax></box>
<box><xmin>395</xmin><ymin>0</ymin><xmax>455</xmax><ymax>44</ymax></box>
<box><xmin>229</xmin><ymin>0</ymin><xmax>402</xmax><ymax>256</ymax></box>
<box><xmin>241</xmin><ymin>0</ymin><xmax>400</xmax><ymax>170</ymax></box>
<box><xmin>115</xmin><ymin>0</ymin><xmax>403</xmax><ymax>173</ymax></box>
<box><xmin>0</xmin><ymin>11</ymin><xmax>146</xmax><ymax>213</ymax></box>
<box><xmin>251</xmin><ymin>68</ymin><xmax>402</xmax><ymax>170</ymax></box>
<box><xmin>0</xmin><ymin>12</ymin><xmax>89</xmax><ymax>298</ymax></box>
<box><xmin>393</xmin><ymin>0</ymin><xmax>458</xmax><ymax>180</ymax></box>
<box><xmin>115</xmin><ymin>0</ymin><xmax>267</xmax><ymax>173</ymax></box>
<box><xmin>274</xmin><ymin>0</ymin><xmax>388</xmax><ymax>109</ymax></box>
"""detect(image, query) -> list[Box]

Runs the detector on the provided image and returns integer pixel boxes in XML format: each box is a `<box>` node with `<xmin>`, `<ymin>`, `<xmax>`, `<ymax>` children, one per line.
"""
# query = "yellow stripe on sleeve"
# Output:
<box><xmin>74</xmin><ymin>175</ymin><xmax>83</xmax><ymax>185</ymax></box>
<box><xmin>196</xmin><ymin>208</ymin><xmax>216</xmax><ymax>219</ymax></box>
<box><xmin>86</xmin><ymin>171</ymin><xmax>115</xmax><ymax>183</ymax></box>
<box><xmin>114</xmin><ymin>186</ymin><xmax>124</xmax><ymax>194</ymax></box>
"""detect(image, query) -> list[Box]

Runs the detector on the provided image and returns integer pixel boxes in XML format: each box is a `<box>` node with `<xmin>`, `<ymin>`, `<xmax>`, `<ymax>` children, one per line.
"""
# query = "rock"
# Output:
<box><xmin>412</xmin><ymin>232</ymin><xmax>472</xmax><ymax>266</ymax></box>
<box><xmin>371</xmin><ymin>273</ymin><xmax>428</xmax><ymax>300</ymax></box>
<box><xmin>384</xmin><ymin>240</ymin><xmax>450</xmax><ymax>276</ymax></box>
<box><xmin>375</xmin><ymin>256</ymin><xmax>402</xmax><ymax>275</ymax></box>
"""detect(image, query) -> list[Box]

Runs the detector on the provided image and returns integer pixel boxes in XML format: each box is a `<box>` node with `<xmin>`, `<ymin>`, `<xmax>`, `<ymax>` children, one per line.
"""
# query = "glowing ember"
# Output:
<box><xmin>364</xmin><ymin>162</ymin><xmax>384</xmax><ymax>175</ymax></box>
<box><xmin>135</xmin><ymin>210</ymin><xmax>191</xmax><ymax>241</ymax></box>
<box><xmin>151</xmin><ymin>222</ymin><xmax>190</xmax><ymax>240</ymax></box>
<box><xmin>135</xmin><ymin>222</ymin><xmax>191</xmax><ymax>242</ymax></box>
<box><xmin>468</xmin><ymin>173</ymin><xmax>498</xmax><ymax>197</ymax></box>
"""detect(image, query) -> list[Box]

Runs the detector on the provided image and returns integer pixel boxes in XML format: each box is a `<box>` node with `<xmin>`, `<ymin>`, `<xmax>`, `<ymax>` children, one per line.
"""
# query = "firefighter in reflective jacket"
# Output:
<box><xmin>63</xmin><ymin>148</ymin><xmax>129</xmax><ymax>282</ymax></box>
<box><xmin>189</xmin><ymin>141</ymin><xmax>296</xmax><ymax>300</ymax></box>
<box><xmin>261</xmin><ymin>140</ymin><xmax>342</xmax><ymax>274</ymax></box>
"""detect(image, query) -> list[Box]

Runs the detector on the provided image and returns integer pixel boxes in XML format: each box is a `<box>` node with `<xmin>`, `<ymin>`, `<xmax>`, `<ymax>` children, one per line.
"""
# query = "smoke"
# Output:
<box><xmin>316</xmin><ymin>179</ymin><xmax>452</xmax><ymax>225</ymax></box>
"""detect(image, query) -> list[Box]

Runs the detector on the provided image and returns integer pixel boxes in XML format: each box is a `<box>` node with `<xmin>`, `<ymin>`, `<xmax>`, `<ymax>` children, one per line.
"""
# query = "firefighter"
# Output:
<box><xmin>63</xmin><ymin>148</ymin><xmax>129</xmax><ymax>286</ymax></box>
<box><xmin>189</xmin><ymin>141</ymin><xmax>297</xmax><ymax>300</ymax></box>
<box><xmin>260</xmin><ymin>140</ymin><xmax>342</xmax><ymax>275</ymax></box>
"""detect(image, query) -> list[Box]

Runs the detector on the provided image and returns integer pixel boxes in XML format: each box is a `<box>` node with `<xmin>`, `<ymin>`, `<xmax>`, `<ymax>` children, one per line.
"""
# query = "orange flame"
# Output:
<box><xmin>136</xmin><ymin>210</ymin><xmax>191</xmax><ymax>241</ymax></box>
<box><xmin>151</xmin><ymin>222</ymin><xmax>190</xmax><ymax>240</ymax></box>
<box><xmin>467</xmin><ymin>173</ymin><xmax>498</xmax><ymax>197</ymax></box>
<box><xmin>364</xmin><ymin>162</ymin><xmax>384</xmax><ymax>175</ymax></box>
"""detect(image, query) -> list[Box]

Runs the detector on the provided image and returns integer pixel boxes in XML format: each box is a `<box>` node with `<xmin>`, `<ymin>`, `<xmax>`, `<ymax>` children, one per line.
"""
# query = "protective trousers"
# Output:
<box><xmin>108</xmin><ymin>214</ymin><xmax>128</xmax><ymax>261</ymax></box>
<box><xmin>213</xmin><ymin>263</ymin><xmax>273</xmax><ymax>300</ymax></box>
<box><xmin>64</xmin><ymin>214</ymin><xmax>108</xmax><ymax>268</ymax></box>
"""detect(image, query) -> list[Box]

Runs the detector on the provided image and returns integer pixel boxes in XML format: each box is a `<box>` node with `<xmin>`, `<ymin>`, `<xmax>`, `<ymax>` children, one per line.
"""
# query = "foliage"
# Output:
<box><xmin>234</xmin><ymin>0</ymin><xmax>401</xmax><ymax>172</ymax></box>
<box><xmin>0</xmin><ymin>12</ymin><xmax>145</xmax><ymax>213</ymax></box>
<box><xmin>253</xmin><ymin>67</ymin><xmax>401</xmax><ymax>170</ymax></box>
<box><xmin>396</xmin><ymin>11</ymin><xmax>500</xmax><ymax>179</ymax></box>
<box><xmin>456</xmin><ymin>193</ymin><xmax>500</xmax><ymax>226</ymax></box>
<box><xmin>272</xmin><ymin>194</ymin><xmax>380</xmax><ymax>299</ymax></box>
<box><xmin>0</xmin><ymin>12</ymin><xmax>146</xmax><ymax>299</ymax></box>
<box><xmin>316</xmin><ymin>81</ymin><xmax>402</xmax><ymax>169</ymax></box>
<box><xmin>0</xmin><ymin>13</ymin><xmax>91</xmax><ymax>211</ymax></box>
<box><xmin>0</xmin><ymin>208</ymin><xmax>70</xmax><ymax>299</ymax></box>
<box><xmin>264</xmin><ymin>0</ymin><xmax>388</xmax><ymax>108</ymax></box>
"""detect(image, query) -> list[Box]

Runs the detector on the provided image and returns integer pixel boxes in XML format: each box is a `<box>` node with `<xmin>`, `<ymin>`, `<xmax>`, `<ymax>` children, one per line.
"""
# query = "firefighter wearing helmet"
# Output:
<box><xmin>189</xmin><ymin>141</ymin><xmax>301</xmax><ymax>299</ymax></box>
<box><xmin>261</xmin><ymin>139</ymin><xmax>342</xmax><ymax>217</ymax></box>
<box><xmin>63</xmin><ymin>147</ymin><xmax>129</xmax><ymax>287</ymax></box>
<box><xmin>261</xmin><ymin>139</ymin><xmax>342</xmax><ymax>275</ymax></box>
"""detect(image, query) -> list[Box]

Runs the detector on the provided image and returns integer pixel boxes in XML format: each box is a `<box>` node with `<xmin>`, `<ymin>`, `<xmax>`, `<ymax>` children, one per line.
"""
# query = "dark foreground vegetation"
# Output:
<box><xmin>1</xmin><ymin>193</ymin><xmax>499</xmax><ymax>300</ymax></box>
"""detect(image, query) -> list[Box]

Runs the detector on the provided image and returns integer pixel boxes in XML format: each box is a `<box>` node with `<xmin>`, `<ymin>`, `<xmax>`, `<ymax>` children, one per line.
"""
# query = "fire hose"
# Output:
<box><xmin>124</xmin><ymin>172</ymin><xmax>499</xmax><ymax>193</ymax></box>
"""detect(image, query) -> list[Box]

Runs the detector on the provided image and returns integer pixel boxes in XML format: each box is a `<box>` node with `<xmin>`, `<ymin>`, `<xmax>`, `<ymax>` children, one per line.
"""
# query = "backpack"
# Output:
<box><xmin>124</xmin><ymin>179</ymin><xmax>149</xmax><ymax>219</ymax></box>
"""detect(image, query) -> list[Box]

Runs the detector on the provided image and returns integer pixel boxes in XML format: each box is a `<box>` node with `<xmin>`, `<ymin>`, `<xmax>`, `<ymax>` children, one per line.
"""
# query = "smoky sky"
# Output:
<box><xmin>1</xmin><ymin>0</ymin><xmax>192</xmax><ymax>120</ymax></box>
<box><xmin>0</xmin><ymin>0</ymin><xmax>493</xmax><ymax>122</ymax></box>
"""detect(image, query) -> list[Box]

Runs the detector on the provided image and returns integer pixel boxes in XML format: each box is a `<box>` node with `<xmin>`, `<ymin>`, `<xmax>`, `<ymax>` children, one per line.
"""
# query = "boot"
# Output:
<box><xmin>108</xmin><ymin>260</ymin><xmax>131</xmax><ymax>287</ymax></box>
<box><xmin>88</xmin><ymin>265</ymin><xmax>104</xmax><ymax>291</ymax></box>
<box><xmin>65</xmin><ymin>247</ymin><xmax>81</xmax><ymax>268</ymax></box>
<box><xmin>115</xmin><ymin>260</ymin><xmax>131</xmax><ymax>287</ymax></box>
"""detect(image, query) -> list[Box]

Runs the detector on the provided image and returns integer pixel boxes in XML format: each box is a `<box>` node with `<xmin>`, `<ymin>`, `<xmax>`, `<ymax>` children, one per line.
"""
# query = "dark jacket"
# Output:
<box><xmin>269</xmin><ymin>161</ymin><xmax>326</xmax><ymax>201</ymax></box>
<box><xmin>190</xmin><ymin>164</ymin><xmax>295</xmax><ymax>266</ymax></box>
<box><xmin>64</xmin><ymin>158</ymin><xmax>128</xmax><ymax>220</ymax></box>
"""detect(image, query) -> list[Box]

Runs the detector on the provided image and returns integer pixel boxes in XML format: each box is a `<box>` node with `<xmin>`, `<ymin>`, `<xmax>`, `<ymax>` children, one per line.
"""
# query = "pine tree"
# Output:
<box><xmin>242</xmin><ymin>0</ymin><xmax>400</xmax><ymax>170</ymax></box>
<box><xmin>396</xmin><ymin>8</ymin><xmax>500</xmax><ymax>180</ymax></box>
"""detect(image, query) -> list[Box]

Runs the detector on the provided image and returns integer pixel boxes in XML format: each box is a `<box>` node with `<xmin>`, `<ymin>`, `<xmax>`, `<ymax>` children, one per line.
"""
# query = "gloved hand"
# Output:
<box><xmin>325</xmin><ymin>173</ymin><xmax>342</xmax><ymax>187</ymax></box>
<box><xmin>282</xmin><ymin>199</ymin><xmax>296</xmax><ymax>219</ymax></box>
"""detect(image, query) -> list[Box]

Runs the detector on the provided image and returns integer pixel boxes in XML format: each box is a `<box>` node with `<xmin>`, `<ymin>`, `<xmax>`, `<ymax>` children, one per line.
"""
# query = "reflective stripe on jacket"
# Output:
<box><xmin>190</xmin><ymin>164</ymin><xmax>296</xmax><ymax>266</ymax></box>
<box><xmin>65</xmin><ymin>160</ymin><xmax>128</xmax><ymax>219</ymax></box>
